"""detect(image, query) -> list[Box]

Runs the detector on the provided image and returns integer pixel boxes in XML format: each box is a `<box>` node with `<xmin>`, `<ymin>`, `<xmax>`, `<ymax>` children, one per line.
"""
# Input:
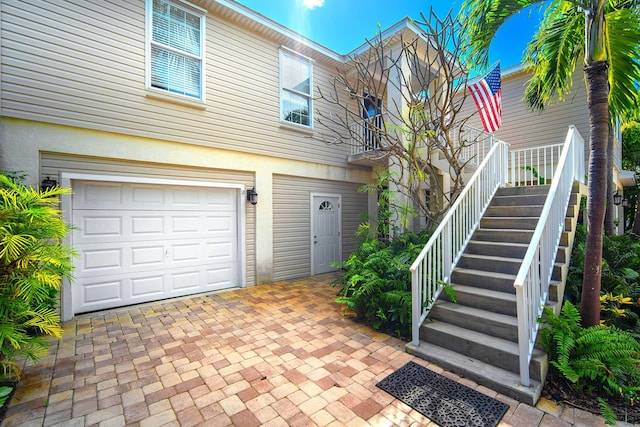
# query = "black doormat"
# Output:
<box><xmin>376</xmin><ymin>361</ymin><xmax>509</xmax><ymax>427</ymax></box>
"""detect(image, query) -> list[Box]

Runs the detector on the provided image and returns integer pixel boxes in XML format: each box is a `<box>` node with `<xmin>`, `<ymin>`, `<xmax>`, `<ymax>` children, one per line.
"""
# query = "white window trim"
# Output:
<box><xmin>145</xmin><ymin>0</ymin><xmax>207</xmax><ymax>103</ymax></box>
<box><xmin>279</xmin><ymin>47</ymin><xmax>314</xmax><ymax>129</ymax></box>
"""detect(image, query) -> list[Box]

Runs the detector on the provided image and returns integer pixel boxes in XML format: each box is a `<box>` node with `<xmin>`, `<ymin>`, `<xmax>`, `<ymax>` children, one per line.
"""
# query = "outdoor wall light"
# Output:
<box><xmin>622</xmin><ymin>198</ymin><xmax>630</xmax><ymax>208</ymax></box>
<box><xmin>613</xmin><ymin>191</ymin><xmax>622</xmax><ymax>206</ymax></box>
<box><xmin>246</xmin><ymin>187</ymin><xmax>258</xmax><ymax>205</ymax></box>
<box><xmin>41</xmin><ymin>176</ymin><xmax>58</xmax><ymax>191</ymax></box>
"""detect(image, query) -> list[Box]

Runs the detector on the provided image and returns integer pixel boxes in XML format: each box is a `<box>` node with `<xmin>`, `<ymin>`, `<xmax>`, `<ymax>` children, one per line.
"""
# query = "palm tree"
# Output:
<box><xmin>459</xmin><ymin>0</ymin><xmax>640</xmax><ymax>327</ymax></box>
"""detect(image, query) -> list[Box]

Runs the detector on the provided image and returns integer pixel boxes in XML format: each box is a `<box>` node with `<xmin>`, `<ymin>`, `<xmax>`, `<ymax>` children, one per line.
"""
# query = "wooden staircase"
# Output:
<box><xmin>406</xmin><ymin>183</ymin><xmax>585</xmax><ymax>405</ymax></box>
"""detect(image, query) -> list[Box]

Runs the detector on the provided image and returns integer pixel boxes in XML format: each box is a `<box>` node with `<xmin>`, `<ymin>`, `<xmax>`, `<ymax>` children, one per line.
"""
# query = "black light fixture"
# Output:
<box><xmin>622</xmin><ymin>198</ymin><xmax>630</xmax><ymax>208</ymax></box>
<box><xmin>41</xmin><ymin>176</ymin><xmax>58</xmax><ymax>191</ymax></box>
<box><xmin>613</xmin><ymin>191</ymin><xmax>622</xmax><ymax>206</ymax></box>
<box><xmin>246</xmin><ymin>187</ymin><xmax>258</xmax><ymax>205</ymax></box>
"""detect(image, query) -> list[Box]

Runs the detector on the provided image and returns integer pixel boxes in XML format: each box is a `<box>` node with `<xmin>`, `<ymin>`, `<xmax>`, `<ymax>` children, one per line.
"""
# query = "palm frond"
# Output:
<box><xmin>606</xmin><ymin>7</ymin><xmax>640</xmax><ymax>116</ymax></box>
<box><xmin>459</xmin><ymin>0</ymin><xmax>551</xmax><ymax>69</ymax></box>
<box><xmin>523</xmin><ymin>6</ymin><xmax>584</xmax><ymax>110</ymax></box>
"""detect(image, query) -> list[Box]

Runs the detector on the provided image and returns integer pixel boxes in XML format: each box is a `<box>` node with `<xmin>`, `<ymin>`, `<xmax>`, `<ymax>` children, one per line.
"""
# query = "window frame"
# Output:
<box><xmin>145</xmin><ymin>0</ymin><xmax>207</xmax><ymax>103</ymax></box>
<box><xmin>279</xmin><ymin>47</ymin><xmax>314</xmax><ymax>129</ymax></box>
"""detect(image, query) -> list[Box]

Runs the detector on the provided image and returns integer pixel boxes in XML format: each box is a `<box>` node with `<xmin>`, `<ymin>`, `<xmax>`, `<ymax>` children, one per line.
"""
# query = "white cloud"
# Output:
<box><xmin>301</xmin><ymin>0</ymin><xmax>324</xmax><ymax>10</ymax></box>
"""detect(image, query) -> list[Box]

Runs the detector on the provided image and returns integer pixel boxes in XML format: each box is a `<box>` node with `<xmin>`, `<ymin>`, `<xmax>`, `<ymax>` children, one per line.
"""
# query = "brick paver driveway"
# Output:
<box><xmin>4</xmin><ymin>274</ymin><xmax>603</xmax><ymax>426</ymax></box>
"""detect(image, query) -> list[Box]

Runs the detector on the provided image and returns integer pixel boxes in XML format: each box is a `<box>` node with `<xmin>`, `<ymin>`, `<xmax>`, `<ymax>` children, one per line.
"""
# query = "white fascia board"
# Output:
<box><xmin>212</xmin><ymin>0</ymin><xmax>345</xmax><ymax>62</ymax></box>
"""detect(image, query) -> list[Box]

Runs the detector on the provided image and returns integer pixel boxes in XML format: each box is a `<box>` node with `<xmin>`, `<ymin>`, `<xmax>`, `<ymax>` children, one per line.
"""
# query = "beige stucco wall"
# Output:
<box><xmin>0</xmin><ymin>117</ymin><xmax>374</xmax><ymax>285</ymax></box>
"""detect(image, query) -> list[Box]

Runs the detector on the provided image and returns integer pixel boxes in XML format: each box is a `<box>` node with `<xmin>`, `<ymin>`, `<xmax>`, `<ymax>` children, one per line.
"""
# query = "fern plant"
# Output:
<box><xmin>333</xmin><ymin>226</ymin><xmax>432</xmax><ymax>337</ymax></box>
<box><xmin>539</xmin><ymin>302</ymin><xmax>640</xmax><ymax>411</ymax></box>
<box><xmin>0</xmin><ymin>175</ymin><xmax>75</xmax><ymax>379</ymax></box>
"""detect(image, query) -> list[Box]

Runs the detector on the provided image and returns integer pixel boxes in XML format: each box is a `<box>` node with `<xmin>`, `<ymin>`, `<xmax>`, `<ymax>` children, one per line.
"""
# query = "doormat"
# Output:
<box><xmin>376</xmin><ymin>361</ymin><xmax>509</xmax><ymax>427</ymax></box>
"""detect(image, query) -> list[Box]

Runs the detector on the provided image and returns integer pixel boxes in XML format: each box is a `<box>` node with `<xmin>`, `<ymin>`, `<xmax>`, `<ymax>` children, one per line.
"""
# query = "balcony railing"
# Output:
<box><xmin>349</xmin><ymin>117</ymin><xmax>493</xmax><ymax>168</ymax></box>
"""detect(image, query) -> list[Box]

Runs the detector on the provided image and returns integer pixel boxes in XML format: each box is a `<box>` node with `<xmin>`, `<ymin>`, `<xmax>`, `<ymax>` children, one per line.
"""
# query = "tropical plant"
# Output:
<box><xmin>566</xmin><ymin>224</ymin><xmax>640</xmax><ymax>333</ymax></box>
<box><xmin>332</xmin><ymin>225</ymin><xmax>432</xmax><ymax>337</ymax></box>
<box><xmin>0</xmin><ymin>175</ymin><xmax>75</xmax><ymax>379</ymax></box>
<box><xmin>622</xmin><ymin>121</ymin><xmax>640</xmax><ymax>234</ymax></box>
<box><xmin>460</xmin><ymin>0</ymin><xmax>640</xmax><ymax>327</ymax></box>
<box><xmin>538</xmin><ymin>302</ymin><xmax>640</xmax><ymax>423</ymax></box>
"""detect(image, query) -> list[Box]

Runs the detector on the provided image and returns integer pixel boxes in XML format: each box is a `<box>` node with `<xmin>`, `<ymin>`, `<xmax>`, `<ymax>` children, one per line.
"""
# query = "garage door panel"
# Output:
<box><xmin>171</xmin><ymin>271</ymin><xmax>201</xmax><ymax>291</ymax></box>
<box><xmin>131</xmin><ymin>185</ymin><xmax>165</xmax><ymax>206</ymax></box>
<box><xmin>131</xmin><ymin>275</ymin><xmax>165</xmax><ymax>297</ymax></box>
<box><xmin>132</xmin><ymin>216</ymin><xmax>165</xmax><ymax>235</ymax></box>
<box><xmin>131</xmin><ymin>246</ymin><xmax>165</xmax><ymax>267</ymax></box>
<box><xmin>204</xmin><ymin>188</ymin><xmax>236</xmax><ymax>207</ymax></box>
<box><xmin>82</xmin><ymin>279</ymin><xmax>123</xmax><ymax>305</ymax></box>
<box><xmin>73</xmin><ymin>181</ymin><xmax>241</xmax><ymax>314</ymax></box>
<box><xmin>206</xmin><ymin>266</ymin><xmax>234</xmax><ymax>288</ymax></box>
<box><xmin>172</xmin><ymin>216</ymin><xmax>202</xmax><ymax>233</ymax></box>
<box><xmin>82</xmin><ymin>248</ymin><xmax>123</xmax><ymax>272</ymax></box>
<box><xmin>77</xmin><ymin>182</ymin><xmax>124</xmax><ymax>208</ymax></box>
<box><xmin>206</xmin><ymin>241</ymin><xmax>236</xmax><ymax>262</ymax></box>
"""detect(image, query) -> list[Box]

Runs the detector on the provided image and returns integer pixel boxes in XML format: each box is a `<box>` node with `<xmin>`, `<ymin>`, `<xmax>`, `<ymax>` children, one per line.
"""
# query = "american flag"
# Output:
<box><xmin>469</xmin><ymin>63</ymin><xmax>502</xmax><ymax>133</ymax></box>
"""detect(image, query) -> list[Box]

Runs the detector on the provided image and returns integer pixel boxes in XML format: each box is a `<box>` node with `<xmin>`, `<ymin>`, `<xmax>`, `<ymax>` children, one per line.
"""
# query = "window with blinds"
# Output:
<box><xmin>148</xmin><ymin>0</ymin><xmax>204</xmax><ymax>100</ymax></box>
<box><xmin>280</xmin><ymin>49</ymin><xmax>313</xmax><ymax>127</ymax></box>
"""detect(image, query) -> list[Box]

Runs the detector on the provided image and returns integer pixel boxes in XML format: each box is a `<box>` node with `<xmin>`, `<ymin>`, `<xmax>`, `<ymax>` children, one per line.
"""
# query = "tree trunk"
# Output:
<box><xmin>604</xmin><ymin>124</ymin><xmax>615</xmax><ymax>235</ymax></box>
<box><xmin>581</xmin><ymin>60</ymin><xmax>609</xmax><ymax>327</ymax></box>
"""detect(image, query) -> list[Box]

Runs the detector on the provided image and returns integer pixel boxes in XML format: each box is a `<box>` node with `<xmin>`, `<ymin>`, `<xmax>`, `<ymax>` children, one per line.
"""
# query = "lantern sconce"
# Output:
<box><xmin>613</xmin><ymin>191</ymin><xmax>622</xmax><ymax>206</ymax></box>
<box><xmin>41</xmin><ymin>176</ymin><xmax>58</xmax><ymax>191</ymax></box>
<box><xmin>246</xmin><ymin>187</ymin><xmax>258</xmax><ymax>205</ymax></box>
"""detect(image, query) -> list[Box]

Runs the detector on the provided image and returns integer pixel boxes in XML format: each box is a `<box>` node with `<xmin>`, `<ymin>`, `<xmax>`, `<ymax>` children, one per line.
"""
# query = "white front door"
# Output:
<box><xmin>72</xmin><ymin>180</ymin><xmax>241</xmax><ymax>314</ymax></box>
<box><xmin>312</xmin><ymin>195</ymin><xmax>341</xmax><ymax>274</ymax></box>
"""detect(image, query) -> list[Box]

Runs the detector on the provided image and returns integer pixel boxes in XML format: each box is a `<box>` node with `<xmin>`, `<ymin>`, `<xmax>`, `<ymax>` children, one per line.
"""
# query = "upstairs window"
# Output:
<box><xmin>147</xmin><ymin>0</ymin><xmax>205</xmax><ymax>100</ymax></box>
<box><xmin>280</xmin><ymin>49</ymin><xmax>313</xmax><ymax>127</ymax></box>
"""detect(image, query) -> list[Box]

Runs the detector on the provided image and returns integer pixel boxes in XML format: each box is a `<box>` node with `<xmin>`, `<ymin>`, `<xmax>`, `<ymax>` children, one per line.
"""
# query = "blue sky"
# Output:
<box><xmin>235</xmin><ymin>0</ymin><xmax>544</xmax><ymax>70</ymax></box>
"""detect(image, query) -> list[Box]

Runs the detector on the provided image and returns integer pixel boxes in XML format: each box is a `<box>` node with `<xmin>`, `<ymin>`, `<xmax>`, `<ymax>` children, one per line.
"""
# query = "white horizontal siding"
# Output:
<box><xmin>272</xmin><ymin>174</ymin><xmax>368</xmax><ymax>281</ymax></box>
<box><xmin>1</xmin><ymin>0</ymin><xmax>352</xmax><ymax>167</ymax></box>
<box><xmin>40</xmin><ymin>152</ymin><xmax>256</xmax><ymax>286</ymax></box>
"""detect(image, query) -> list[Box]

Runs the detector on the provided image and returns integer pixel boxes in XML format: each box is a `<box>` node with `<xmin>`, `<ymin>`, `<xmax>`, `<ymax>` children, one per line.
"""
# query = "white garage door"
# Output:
<box><xmin>72</xmin><ymin>180</ymin><xmax>240</xmax><ymax>314</ymax></box>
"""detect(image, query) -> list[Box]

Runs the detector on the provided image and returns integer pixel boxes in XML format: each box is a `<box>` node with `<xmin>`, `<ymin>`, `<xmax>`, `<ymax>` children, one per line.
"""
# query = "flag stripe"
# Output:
<box><xmin>468</xmin><ymin>63</ymin><xmax>502</xmax><ymax>133</ymax></box>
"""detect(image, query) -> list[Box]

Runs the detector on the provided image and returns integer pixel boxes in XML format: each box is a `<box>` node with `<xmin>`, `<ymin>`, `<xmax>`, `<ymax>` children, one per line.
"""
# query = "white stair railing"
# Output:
<box><xmin>410</xmin><ymin>139</ymin><xmax>509</xmax><ymax>346</ymax></box>
<box><xmin>510</xmin><ymin>143</ymin><xmax>564</xmax><ymax>186</ymax></box>
<box><xmin>513</xmin><ymin>126</ymin><xmax>585</xmax><ymax>387</ymax></box>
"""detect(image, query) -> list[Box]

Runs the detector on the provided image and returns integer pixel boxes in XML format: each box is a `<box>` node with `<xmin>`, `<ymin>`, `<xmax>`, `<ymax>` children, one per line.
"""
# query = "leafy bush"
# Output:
<box><xmin>332</xmin><ymin>223</ymin><xmax>432</xmax><ymax>337</ymax></box>
<box><xmin>539</xmin><ymin>302</ymin><xmax>640</xmax><ymax>414</ymax></box>
<box><xmin>566</xmin><ymin>225</ymin><xmax>640</xmax><ymax>333</ymax></box>
<box><xmin>0</xmin><ymin>175</ymin><xmax>75</xmax><ymax>379</ymax></box>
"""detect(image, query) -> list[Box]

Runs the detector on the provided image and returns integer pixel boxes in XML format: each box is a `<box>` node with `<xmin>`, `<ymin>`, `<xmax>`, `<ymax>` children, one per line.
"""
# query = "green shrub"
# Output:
<box><xmin>0</xmin><ymin>175</ymin><xmax>75</xmax><ymax>379</ymax></box>
<box><xmin>332</xmin><ymin>224</ymin><xmax>432</xmax><ymax>337</ymax></box>
<box><xmin>539</xmin><ymin>302</ymin><xmax>640</xmax><ymax>412</ymax></box>
<box><xmin>566</xmin><ymin>224</ymin><xmax>640</xmax><ymax>333</ymax></box>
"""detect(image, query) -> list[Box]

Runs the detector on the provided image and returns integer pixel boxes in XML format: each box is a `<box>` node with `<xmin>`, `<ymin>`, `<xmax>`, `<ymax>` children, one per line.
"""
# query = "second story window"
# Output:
<box><xmin>147</xmin><ymin>0</ymin><xmax>205</xmax><ymax>100</ymax></box>
<box><xmin>280</xmin><ymin>49</ymin><xmax>313</xmax><ymax>128</ymax></box>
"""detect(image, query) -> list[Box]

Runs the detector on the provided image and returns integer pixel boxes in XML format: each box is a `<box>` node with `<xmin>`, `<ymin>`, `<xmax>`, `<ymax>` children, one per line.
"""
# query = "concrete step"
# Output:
<box><xmin>485</xmin><ymin>205</ymin><xmax>544</xmax><ymax>217</ymax></box>
<box><xmin>451</xmin><ymin>268</ymin><xmax>516</xmax><ymax>294</ymax></box>
<box><xmin>496</xmin><ymin>185</ymin><xmax>550</xmax><ymax>196</ymax></box>
<box><xmin>418</xmin><ymin>321</ymin><xmax>547</xmax><ymax>382</ymax></box>
<box><xmin>458</xmin><ymin>254</ymin><xmax>522</xmax><ymax>275</ymax></box>
<box><xmin>444</xmin><ymin>284</ymin><xmax>517</xmax><ymax>316</ymax></box>
<box><xmin>405</xmin><ymin>341</ymin><xmax>544</xmax><ymax>405</ymax></box>
<box><xmin>465</xmin><ymin>240</ymin><xmax>529</xmax><ymax>259</ymax></box>
<box><xmin>472</xmin><ymin>229</ymin><xmax>534</xmax><ymax>244</ymax></box>
<box><xmin>490</xmin><ymin>194</ymin><xmax>548</xmax><ymax>206</ymax></box>
<box><xmin>429</xmin><ymin>301</ymin><xmax>518</xmax><ymax>342</ymax></box>
<box><xmin>481</xmin><ymin>217</ymin><xmax>539</xmax><ymax>230</ymax></box>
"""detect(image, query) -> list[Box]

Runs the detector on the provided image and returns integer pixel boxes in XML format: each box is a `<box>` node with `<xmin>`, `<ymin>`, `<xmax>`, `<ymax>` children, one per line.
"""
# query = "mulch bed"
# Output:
<box><xmin>542</xmin><ymin>371</ymin><xmax>639</xmax><ymax>424</ymax></box>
